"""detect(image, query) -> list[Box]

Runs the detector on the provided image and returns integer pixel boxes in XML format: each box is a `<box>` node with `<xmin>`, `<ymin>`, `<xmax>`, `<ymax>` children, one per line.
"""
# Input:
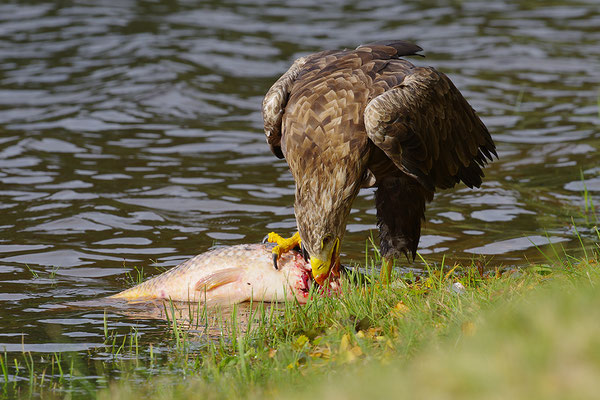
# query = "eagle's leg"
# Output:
<box><xmin>266</xmin><ymin>231</ymin><xmax>301</xmax><ymax>269</ymax></box>
<box><xmin>380</xmin><ymin>257</ymin><xmax>394</xmax><ymax>284</ymax></box>
<box><xmin>375</xmin><ymin>175</ymin><xmax>433</xmax><ymax>283</ymax></box>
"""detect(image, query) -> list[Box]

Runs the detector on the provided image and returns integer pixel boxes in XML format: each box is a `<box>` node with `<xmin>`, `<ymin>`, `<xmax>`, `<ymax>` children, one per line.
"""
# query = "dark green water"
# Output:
<box><xmin>0</xmin><ymin>0</ymin><xmax>598</xmax><ymax>355</ymax></box>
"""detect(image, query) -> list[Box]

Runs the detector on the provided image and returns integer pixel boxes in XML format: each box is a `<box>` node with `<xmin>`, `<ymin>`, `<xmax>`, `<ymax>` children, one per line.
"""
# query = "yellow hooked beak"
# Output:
<box><xmin>311</xmin><ymin>238</ymin><xmax>340</xmax><ymax>286</ymax></box>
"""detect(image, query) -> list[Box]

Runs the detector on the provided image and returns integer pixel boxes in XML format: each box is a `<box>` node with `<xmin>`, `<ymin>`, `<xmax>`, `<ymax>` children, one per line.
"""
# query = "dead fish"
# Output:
<box><xmin>110</xmin><ymin>243</ymin><xmax>315</xmax><ymax>305</ymax></box>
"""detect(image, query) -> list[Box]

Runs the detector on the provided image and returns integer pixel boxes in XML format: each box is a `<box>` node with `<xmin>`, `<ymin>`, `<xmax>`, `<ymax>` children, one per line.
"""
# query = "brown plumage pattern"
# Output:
<box><xmin>262</xmin><ymin>40</ymin><xmax>497</xmax><ymax>262</ymax></box>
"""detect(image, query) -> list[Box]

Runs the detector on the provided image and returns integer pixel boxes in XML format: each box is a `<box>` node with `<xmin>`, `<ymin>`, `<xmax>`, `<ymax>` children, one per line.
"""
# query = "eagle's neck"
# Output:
<box><xmin>294</xmin><ymin>162</ymin><xmax>365</xmax><ymax>256</ymax></box>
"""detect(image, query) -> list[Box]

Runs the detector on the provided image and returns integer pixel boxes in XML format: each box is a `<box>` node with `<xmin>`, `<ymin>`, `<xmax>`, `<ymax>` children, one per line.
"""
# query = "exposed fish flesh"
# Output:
<box><xmin>110</xmin><ymin>243</ymin><xmax>315</xmax><ymax>304</ymax></box>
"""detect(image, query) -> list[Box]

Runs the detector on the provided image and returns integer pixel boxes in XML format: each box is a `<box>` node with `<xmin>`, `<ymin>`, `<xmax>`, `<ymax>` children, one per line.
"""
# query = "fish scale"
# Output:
<box><xmin>110</xmin><ymin>243</ymin><xmax>314</xmax><ymax>305</ymax></box>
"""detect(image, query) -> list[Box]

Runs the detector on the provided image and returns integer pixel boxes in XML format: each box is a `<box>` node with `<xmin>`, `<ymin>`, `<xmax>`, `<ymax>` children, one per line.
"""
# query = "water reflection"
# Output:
<box><xmin>0</xmin><ymin>0</ymin><xmax>598</xmax><ymax>352</ymax></box>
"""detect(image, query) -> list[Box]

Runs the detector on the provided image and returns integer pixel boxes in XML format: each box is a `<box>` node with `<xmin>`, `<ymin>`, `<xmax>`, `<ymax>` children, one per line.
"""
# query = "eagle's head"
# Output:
<box><xmin>294</xmin><ymin>162</ymin><xmax>364</xmax><ymax>285</ymax></box>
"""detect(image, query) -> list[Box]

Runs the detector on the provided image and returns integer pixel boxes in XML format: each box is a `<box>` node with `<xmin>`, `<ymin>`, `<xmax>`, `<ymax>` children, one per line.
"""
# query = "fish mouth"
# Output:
<box><xmin>298</xmin><ymin>262</ymin><xmax>312</xmax><ymax>295</ymax></box>
<box><xmin>292</xmin><ymin>251</ymin><xmax>339</xmax><ymax>300</ymax></box>
<box><xmin>292</xmin><ymin>253</ymin><xmax>313</xmax><ymax>297</ymax></box>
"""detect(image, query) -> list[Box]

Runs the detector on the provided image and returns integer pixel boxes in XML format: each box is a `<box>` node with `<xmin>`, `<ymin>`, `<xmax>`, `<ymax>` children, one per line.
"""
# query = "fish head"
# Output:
<box><xmin>276</xmin><ymin>250</ymin><xmax>312</xmax><ymax>303</ymax></box>
<box><xmin>277</xmin><ymin>250</ymin><xmax>340</xmax><ymax>303</ymax></box>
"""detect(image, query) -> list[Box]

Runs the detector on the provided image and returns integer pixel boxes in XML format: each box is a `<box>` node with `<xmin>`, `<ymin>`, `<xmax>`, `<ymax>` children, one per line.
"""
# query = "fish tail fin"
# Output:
<box><xmin>109</xmin><ymin>280</ymin><xmax>157</xmax><ymax>300</ymax></box>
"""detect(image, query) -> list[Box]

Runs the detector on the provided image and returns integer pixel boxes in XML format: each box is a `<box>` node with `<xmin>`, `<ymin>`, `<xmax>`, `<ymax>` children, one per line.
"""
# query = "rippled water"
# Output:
<box><xmin>0</xmin><ymin>0</ymin><xmax>599</xmax><ymax>353</ymax></box>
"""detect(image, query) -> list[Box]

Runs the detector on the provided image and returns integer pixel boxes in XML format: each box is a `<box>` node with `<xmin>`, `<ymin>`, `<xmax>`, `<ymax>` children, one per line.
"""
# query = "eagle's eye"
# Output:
<box><xmin>321</xmin><ymin>234</ymin><xmax>333</xmax><ymax>249</ymax></box>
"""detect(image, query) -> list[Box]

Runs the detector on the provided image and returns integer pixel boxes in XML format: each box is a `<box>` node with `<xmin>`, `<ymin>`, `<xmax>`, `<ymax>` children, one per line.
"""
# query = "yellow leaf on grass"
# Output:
<box><xmin>294</xmin><ymin>335</ymin><xmax>309</xmax><ymax>349</ymax></box>
<box><xmin>366</xmin><ymin>327</ymin><xmax>383</xmax><ymax>338</ymax></box>
<box><xmin>340</xmin><ymin>333</ymin><xmax>351</xmax><ymax>352</ymax></box>
<box><xmin>351</xmin><ymin>345</ymin><xmax>363</xmax><ymax>357</ymax></box>
<box><xmin>309</xmin><ymin>346</ymin><xmax>331</xmax><ymax>360</ymax></box>
<box><xmin>390</xmin><ymin>301</ymin><xmax>410</xmax><ymax>318</ymax></box>
<box><xmin>338</xmin><ymin>333</ymin><xmax>364</xmax><ymax>363</ymax></box>
<box><xmin>357</xmin><ymin>327</ymin><xmax>384</xmax><ymax>340</ymax></box>
<box><xmin>338</xmin><ymin>345</ymin><xmax>363</xmax><ymax>364</ymax></box>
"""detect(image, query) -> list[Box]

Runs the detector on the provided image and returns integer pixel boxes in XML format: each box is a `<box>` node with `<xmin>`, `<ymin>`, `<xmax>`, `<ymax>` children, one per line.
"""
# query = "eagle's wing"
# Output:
<box><xmin>262</xmin><ymin>49</ymin><xmax>358</xmax><ymax>159</ymax></box>
<box><xmin>262</xmin><ymin>56</ymin><xmax>308</xmax><ymax>159</ymax></box>
<box><xmin>364</xmin><ymin>66</ymin><xmax>497</xmax><ymax>191</ymax></box>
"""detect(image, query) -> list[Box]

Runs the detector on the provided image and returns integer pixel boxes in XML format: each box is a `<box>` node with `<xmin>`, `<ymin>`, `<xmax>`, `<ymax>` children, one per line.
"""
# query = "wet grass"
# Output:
<box><xmin>124</xmin><ymin>265</ymin><xmax>145</xmax><ymax>287</ymax></box>
<box><xmin>1</xmin><ymin>228</ymin><xmax>599</xmax><ymax>399</ymax></box>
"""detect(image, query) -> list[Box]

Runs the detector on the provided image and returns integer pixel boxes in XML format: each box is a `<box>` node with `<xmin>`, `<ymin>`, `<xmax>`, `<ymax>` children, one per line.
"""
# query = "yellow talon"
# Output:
<box><xmin>267</xmin><ymin>232</ymin><xmax>301</xmax><ymax>266</ymax></box>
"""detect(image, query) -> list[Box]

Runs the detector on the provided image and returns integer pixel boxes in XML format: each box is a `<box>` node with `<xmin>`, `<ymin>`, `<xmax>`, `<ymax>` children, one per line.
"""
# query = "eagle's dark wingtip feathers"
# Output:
<box><xmin>358</xmin><ymin>40</ymin><xmax>424</xmax><ymax>58</ymax></box>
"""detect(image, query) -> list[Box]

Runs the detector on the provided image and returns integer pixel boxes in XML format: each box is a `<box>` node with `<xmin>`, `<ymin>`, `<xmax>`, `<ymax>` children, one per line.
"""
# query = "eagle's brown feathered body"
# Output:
<box><xmin>262</xmin><ymin>41</ymin><xmax>496</xmax><ymax>263</ymax></box>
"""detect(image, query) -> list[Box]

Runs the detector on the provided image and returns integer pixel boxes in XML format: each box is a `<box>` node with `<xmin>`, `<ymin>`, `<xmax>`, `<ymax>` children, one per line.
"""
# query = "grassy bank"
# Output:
<box><xmin>103</xmin><ymin>235</ymin><xmax>600</xmax><ymax>400</ymax></box>
<box><xmin>2</xmin><ymin>229</ymin><xmax>599</xmax><ymax>399</ymax></box>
